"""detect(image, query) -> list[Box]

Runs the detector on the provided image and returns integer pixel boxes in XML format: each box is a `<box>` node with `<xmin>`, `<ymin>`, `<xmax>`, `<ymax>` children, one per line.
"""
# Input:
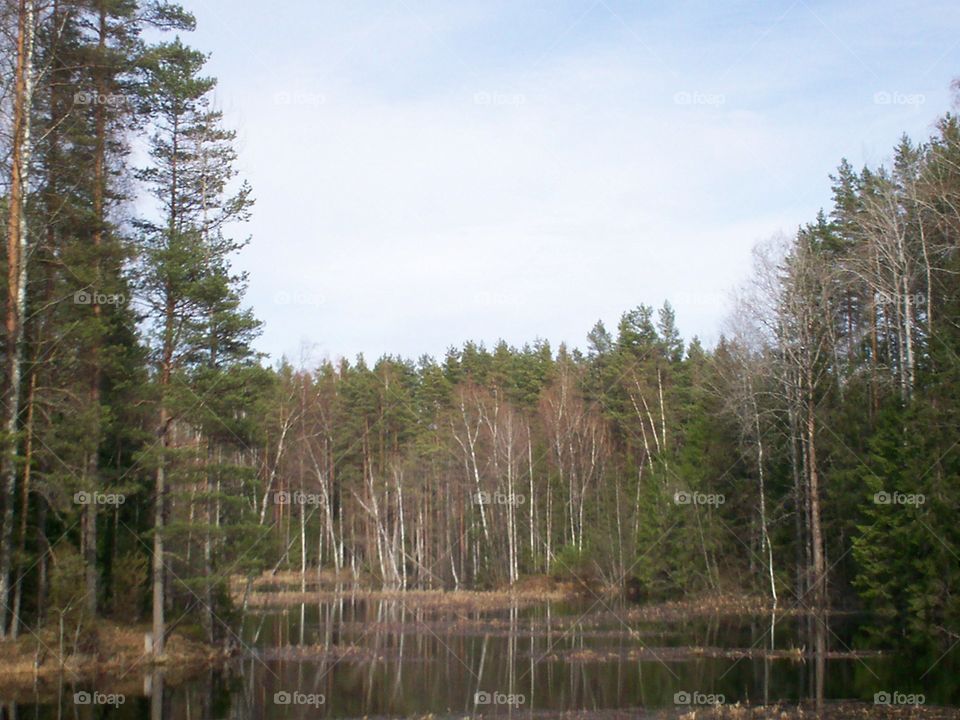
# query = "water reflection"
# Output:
<box><xmin>2</xmin><ymin>596</ymin><xmax>958</xmax><ymax>718</ymax></box>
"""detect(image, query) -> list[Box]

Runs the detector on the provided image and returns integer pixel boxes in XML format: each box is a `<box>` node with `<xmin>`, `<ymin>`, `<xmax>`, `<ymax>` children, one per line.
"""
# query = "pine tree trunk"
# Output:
<box><xmin>203</xmin><ymin>441</ymin><xmax>214</xmax><ymax>643</ymax></box>
<box><xmin>83</xmin><ymin>0</ymin><xmax>110</xmax><ymax>620</ymax></box>
<box><xmin>35</xmin><ymin>498</ymin><xmax>47</xmax><ymax>624</ymax></box>
<box><xmin>152</xmin><ymin>404</ymin><xmax>167</xmax><ymax>655</ymax></box>
<box><xmin>0</xmin><ymin>0</ymin><xmax>35</xmax><ymax>639</ymax></box>
<box><xmin>10</xmin><ymin>369</ymin><xmax>36</xmax><ymax>639</ymax></box>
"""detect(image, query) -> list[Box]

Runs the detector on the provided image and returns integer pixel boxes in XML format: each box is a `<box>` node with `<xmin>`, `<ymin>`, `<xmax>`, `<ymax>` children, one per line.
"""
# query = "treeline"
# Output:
<box><xmin>1</xmin><ymin>0</ymin><xmax>958</xmax><ymax>656</ymax></box>
<box><xmin>264</xmin><ymin>110</ymin><xmax>960</xmax><ymax>645</ymax></box>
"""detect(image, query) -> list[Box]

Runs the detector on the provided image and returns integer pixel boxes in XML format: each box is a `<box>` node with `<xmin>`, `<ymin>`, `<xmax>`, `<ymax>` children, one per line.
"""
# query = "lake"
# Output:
<box><xmin>4</xmin><ymin>595</ymin><xmax>959</xmax><ymax>718</ymax></box>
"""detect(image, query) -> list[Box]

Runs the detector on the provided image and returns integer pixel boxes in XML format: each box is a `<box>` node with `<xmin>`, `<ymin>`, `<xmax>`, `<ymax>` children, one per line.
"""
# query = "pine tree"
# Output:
<box><xmin>0</xmin><ymin>0</ymin><xmax>36</xmax><ymax>640</ymax></box>
<box><xmin>135</xmin><ymin>36</ymin><xmax>255</xmax><ymax>655</ymax></box>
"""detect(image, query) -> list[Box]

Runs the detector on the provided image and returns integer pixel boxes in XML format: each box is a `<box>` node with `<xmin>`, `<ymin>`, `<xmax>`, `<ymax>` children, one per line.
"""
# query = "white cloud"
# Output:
<box><xmin>183</xmin><ymin>0</ymin><xmax>959</xmax><ymax>363</ymax></box>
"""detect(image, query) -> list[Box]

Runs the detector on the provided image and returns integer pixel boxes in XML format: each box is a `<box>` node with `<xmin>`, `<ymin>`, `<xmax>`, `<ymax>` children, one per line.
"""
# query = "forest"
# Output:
<box><xmin>0</xmin><ymin>0</ymin><xmax>958</xmax><ymax>690</ymax></box>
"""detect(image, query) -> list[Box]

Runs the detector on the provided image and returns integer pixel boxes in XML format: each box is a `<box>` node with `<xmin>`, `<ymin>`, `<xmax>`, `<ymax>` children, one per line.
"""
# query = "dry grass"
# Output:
<box><xmin>0</xmin><ymin>620</ymin><xmax>222</xmax><ymax>694</ymax></box>
<box><xmin>233</xmin><ymin>571</ymin><xmax>799</xmax><ymax>617</ymax></box>
<box><xmin>617</xmin><ymin>595</ymin><xmax>838</xmax><ymax>622</ymax></box>
<box><xmin>233</xmin><ymin>571</ymin><xmax>580</xmax><ymax>609</ymax></box>
<box><xmin>242</xmin><ymin>586</ymin><xmax>576</xmax><ymax>609</ymax></box>
<box><xmin>662</xmin><ymin>702</ymin><xmax>960</xmax><ymax>719</ymax></box>
<box><xmin>389</xmin><ymin>705</ymin><xmax>959</xmax><ymax>720</ymax></box>
<box><xmin>541</xmin><ymin>646</ymin><xmax>881</xmax><ymax>663</ymax></box>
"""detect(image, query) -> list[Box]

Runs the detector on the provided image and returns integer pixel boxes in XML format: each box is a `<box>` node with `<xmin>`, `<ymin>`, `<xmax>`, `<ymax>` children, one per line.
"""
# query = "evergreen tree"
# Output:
<box><xmin>135</xmin><ymin>36</ymin><xmax>255</xmax><ymax>655</ymax></box>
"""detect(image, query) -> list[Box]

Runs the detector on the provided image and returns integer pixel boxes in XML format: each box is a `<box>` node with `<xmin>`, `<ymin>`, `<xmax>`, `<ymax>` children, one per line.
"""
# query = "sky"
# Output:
<box><xmin>177</xmin><ymin>0</ymin><xmax>960</xmax><ymax>366</ymax></box>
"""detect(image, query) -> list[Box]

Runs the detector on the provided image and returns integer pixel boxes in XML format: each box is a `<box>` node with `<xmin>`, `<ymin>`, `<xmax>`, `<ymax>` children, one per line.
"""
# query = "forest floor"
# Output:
<box><xmin>0</xmin><ymin>620</ymin><xmax>223</xmax><ymax>699</ymax></box>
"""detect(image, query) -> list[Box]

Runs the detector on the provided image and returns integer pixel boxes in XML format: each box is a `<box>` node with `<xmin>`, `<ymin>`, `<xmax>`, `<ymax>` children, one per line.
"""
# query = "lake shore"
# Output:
<box><xmin>0</xmin><ymin>584</ymin><xmax>785</xmax><ymax>692</ymax></box>
<box><xmin>0</xmin><ymin>584</ymin><xmax>900</xmax><ymax>709</ymax></box>
<box><xmin>0</xmin><ymin>621</ymin><xmax>224</xmax><ymax>697</ymax></box>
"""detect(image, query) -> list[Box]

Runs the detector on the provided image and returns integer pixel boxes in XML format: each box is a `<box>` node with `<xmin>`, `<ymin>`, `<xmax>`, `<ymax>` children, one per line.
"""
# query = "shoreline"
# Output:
<box><xmin>0</xmin><ymin>621</ymin><xmax>225</xmax><ymax>697</ymax></box>
<box><xmin>0</xmin><ymin>584</ymin><xmax>873</xmax><ymax>698</ymax></box>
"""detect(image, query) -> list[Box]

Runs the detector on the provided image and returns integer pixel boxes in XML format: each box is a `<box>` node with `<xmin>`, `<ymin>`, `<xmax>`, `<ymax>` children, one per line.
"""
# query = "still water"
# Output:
<box><xmin>4</xmin><ymin>597</ymin><xmax>959</xmax><ymax>718</ymax></box>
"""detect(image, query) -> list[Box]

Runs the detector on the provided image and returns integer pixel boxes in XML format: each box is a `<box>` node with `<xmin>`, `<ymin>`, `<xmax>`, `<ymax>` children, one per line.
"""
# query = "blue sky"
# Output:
<box><xmin>179</xmin><ymin>0</ymin><xmax>959</xmax><ymax>365</ymax></box>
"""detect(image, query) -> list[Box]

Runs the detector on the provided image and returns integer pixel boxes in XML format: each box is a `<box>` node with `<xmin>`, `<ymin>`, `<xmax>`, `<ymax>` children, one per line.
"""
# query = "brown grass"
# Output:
<box><xmin>541</xmin><ymin>646</ymin><xmax>881</xmax><ymax>663</ymax></box>
<box><xmin>387</xmin><ymin>705</ymin><xmax>958</xmax><ymax>720</ymax></box>
<box><xmin>241</xmin><ymin>586</ymin><xmax>576</xmax><ymax>610</ymax></box>
<box><xmin>0</xmin><ymin>620</ymin><xmax>223</xmax><ymax>694</ymax></box>
<box><xmin>233</xmin><ymin>572</ymin><xmax>812</xmax><ymax>620</ymax></box>
<box><xmin>232</xmin><ymin>570</ymin><xmax>582</xmax><ymax>608</ymax></box>
<box><xmin>231</xmin><ymin>570</ymin><xmax>803</xmax><ymax>620</ymax></box>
